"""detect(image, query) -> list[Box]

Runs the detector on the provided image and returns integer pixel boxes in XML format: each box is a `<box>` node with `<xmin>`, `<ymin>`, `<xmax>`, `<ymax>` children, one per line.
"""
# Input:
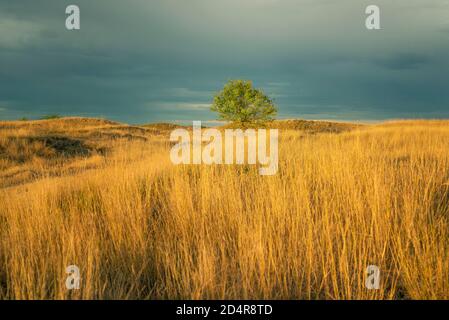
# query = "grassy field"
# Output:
<box><xmin>0</xmin><ymin>118</ymin><xmax>448</xmax><ymax>299</ymax></box>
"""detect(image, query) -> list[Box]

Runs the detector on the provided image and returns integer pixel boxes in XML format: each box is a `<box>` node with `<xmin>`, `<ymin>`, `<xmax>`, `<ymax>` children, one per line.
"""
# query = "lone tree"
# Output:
<box><xmin>211</xmin><ymin>80</ymin><xmax>277</xmax><ymax>126</ymax></box>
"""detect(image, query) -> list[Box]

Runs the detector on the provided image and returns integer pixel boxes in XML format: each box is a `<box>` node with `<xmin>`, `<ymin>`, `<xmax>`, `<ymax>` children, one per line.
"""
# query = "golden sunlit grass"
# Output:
<box><xmin>0</xmin><ymin>118</ymin><xmax>448</xmax><ymax>299</ymax></box>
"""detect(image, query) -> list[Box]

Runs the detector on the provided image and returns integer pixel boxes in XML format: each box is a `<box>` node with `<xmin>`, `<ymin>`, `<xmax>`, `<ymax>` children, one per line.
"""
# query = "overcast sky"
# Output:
<box><xmin>1</xmin><ymin>0</ymin><xmax>449</xmax><ymax>123</ymax></box>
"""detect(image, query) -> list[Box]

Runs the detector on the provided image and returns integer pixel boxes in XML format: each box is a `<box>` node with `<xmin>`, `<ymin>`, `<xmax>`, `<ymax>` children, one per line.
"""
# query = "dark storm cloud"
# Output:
<box><xmin>1</xmin><ymin>0</ymin><xmax>449</xmax><ymax>123</ymax></box>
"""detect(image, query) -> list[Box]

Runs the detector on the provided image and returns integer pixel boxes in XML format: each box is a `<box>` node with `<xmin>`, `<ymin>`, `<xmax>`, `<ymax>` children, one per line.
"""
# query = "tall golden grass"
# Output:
<box><xmin>0</xmin><ymin>119</ymin><xmax>448</xmax><ymax>299</ymax></box>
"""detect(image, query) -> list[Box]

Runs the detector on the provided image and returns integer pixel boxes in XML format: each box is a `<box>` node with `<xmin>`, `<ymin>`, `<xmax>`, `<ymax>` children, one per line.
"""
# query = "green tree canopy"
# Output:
<box><xmin>211</xmin><ymin>80</ymin><xmax>277</xmax><ymax>126</ymax></box>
